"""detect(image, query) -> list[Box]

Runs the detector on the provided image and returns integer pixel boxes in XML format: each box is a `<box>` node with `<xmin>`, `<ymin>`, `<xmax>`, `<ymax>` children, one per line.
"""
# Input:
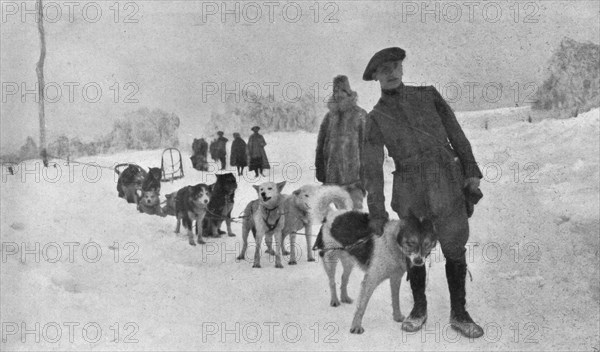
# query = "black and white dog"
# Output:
<box><xmin>312</xmin><ymin>186</ymin><xmax>437</xmax><ymax>334</ymax></box>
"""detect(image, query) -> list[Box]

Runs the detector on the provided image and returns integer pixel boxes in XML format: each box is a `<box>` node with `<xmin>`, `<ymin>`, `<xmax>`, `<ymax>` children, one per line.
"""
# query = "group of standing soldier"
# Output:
<box><xmin>209</xmin><ymin>126</ymin><xmax>270</xmax><ymax>177</ymax></box>
<box><xmin>315</xmin><ymin>47</ymin><xmax>484</xmax><ymax>338</ymax></box>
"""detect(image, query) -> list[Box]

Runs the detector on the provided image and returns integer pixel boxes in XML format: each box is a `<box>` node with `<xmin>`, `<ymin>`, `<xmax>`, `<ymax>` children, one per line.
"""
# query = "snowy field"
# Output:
<box><xmin>1</xmin><ymin>108</ymin><xmax>599</xmax><ymax>351</ymax></box>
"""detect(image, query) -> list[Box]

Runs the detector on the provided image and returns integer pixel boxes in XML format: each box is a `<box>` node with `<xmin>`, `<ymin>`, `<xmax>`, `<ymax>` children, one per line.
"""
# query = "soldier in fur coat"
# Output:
<box><xmin>315</xmin><ymin>75</ymin><xmax>367</xmax><ymax>210</ymax></box>
<box><xmin>210</xmin><ymin>131</ymin><xmax>228</xmax><ymax>170</ymax></box>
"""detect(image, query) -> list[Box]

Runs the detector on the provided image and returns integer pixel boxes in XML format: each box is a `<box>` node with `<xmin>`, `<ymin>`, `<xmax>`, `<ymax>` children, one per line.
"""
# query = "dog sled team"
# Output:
<box><xmin>115</xmin><ymin>47</ymin><xmax>486</xmax><ymax>339</ymax></box>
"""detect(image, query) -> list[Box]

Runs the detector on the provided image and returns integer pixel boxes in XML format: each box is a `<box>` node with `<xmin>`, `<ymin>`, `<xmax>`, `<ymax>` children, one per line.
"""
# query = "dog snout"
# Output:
<box><xmin>412</xmin><ymin>257</ymin><xmax>424</xmax><ymax>266</ymax></box>
<box><xmin>203</xmin><ymin>198</ymin><xmax>209</xmax><ymax>204</ymax></box>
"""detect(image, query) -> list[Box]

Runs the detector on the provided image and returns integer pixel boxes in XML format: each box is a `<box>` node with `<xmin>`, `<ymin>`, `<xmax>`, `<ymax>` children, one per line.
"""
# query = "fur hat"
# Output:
<box><xmin>333</xmin><ymin>75</ymin><xmax>353</xmax><ymax>95</ymax></box>
<box><xmin>217</xmin><ymin>131</ymin><xmax>224</xmax><ymax>136</ymax></box>
<box><xmin>363</xmin><ymin>47</ymin><xmax>406</xmax><ymax>81</ymax></box>
<box><xmin>251</xmin><ymin>126</ymin><xmax>260</xmax><ymax>132</ymax></box>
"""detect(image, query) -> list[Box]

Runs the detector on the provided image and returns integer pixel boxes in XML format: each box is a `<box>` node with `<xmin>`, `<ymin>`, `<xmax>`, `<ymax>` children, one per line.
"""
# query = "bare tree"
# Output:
<box><xmin>36</xmin><ymin>0</ymin><xmax>47</xmax><ymax>165</ymax></box>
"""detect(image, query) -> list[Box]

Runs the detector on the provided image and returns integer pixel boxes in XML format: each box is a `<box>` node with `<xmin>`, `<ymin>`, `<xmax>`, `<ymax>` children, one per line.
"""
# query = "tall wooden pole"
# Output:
<box><xmin>36</xmin><ymin>0</ymin><xmax>48</xmax><ymax>166</ymax></box>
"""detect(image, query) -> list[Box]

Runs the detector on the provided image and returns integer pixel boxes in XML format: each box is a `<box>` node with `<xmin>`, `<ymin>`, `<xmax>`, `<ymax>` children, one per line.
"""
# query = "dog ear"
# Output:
<box><xmin>276</xmin><ymin>181</ymin><xmax>286</xmax><ymax>192</ymax></box>
<box><xmin>292</xmin><ymin>189</ymin><xmax>301</xmax><ymax>196</ymax></box>
<box><xmin>253</xmin><ymin>185</ymin><xmax>260</xmax><ymax>193</ymax></box>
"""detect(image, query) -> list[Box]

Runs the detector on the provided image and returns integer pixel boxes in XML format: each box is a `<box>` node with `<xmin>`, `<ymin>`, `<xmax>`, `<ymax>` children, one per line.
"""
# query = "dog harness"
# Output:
<box><xmin>262</xmin><ymin>206</ymin><xmax>282</xmax><ymax>232</ymax></box>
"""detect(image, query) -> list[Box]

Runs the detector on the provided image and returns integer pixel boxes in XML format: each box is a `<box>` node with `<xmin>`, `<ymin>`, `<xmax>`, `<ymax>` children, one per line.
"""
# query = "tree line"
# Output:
<box><xmin>2</xmin><ymin>108</ymin><xmax>180</xmax><ymax>163</ymax></box>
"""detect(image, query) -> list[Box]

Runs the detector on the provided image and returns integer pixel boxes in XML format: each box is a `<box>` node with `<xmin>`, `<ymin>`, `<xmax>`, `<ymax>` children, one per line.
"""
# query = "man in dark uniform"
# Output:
<box><xmin>214</xmin><ymin>131</ymin><xmax>228</xmax><ymax>170</ymax></box>
<box><xmin>361</xmin><ymin>47</ymin><xmax>484</xmax><ymax>338</ymax></box>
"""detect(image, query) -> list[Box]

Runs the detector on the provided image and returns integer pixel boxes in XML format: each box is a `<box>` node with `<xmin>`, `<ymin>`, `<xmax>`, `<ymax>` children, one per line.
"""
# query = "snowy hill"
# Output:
<box><xmin>1</xmin><ymin>108</ymin><xmax>598</xmax><ymax>351</ymax></box>
<box><xmin>456</xmin><ymin>106</ymin><xmax>533</xmax><ymax>129</ymax></box>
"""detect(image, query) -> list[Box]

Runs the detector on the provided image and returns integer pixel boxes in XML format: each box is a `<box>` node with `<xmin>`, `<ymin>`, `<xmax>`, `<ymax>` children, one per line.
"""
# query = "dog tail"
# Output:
<box><xmin>310</xmin><ymin>185</ymin><xmax>353</xmax><ymax>222</ymax></box>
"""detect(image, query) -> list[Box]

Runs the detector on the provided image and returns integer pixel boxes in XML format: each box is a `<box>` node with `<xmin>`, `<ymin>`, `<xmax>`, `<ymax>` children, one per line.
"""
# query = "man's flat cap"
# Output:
<box><xmin>362</xmin><ymin>47</ymin><xmax>406</xmax><ymax>81</ymax></box>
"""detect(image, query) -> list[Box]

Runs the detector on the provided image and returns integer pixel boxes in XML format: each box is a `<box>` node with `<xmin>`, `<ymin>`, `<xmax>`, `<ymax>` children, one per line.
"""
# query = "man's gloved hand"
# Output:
<box><xmin>464</xmin><ymin>177</ymin><xmax>480</xmax><ymax>193</ymax></box>
<box><xmin>368</xmin><ymin>217</ymin><xmax>387</xmax><ymax>236</ymax></box>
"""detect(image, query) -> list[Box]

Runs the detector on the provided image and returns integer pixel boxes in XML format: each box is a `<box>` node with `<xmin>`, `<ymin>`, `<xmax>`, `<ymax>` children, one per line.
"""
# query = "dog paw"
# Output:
<box><xmin>236</xmin><ymin>255</ymin><xmax>245</xmax><ymax>261</ymax></box>
<box><xmin>188</xmin><ymin>241</ymin><xmax>196</xmax><ymax>246</ymax></box>
<box><xmin>341</xmin><ymin>296</ymin><xmax>353</xmax><ymax>304</ymax></box>
<box><xmin>393</xmin><ymin>313</ymin><xmax>405</xmax><ymax>322</ymax></box>
<box><xmin>275</xmin><ymin>263</ymin><xmax>284</xmax><ymax>269</ymax></box>
<box><xmin>307</xmin><ymin>257</ymin><xmax>315</xmax><ymax>262</ymax></box>
<box><xmin>265</xmin><ymin>249</ymin><xmax>275</xmax><ymax>255</ymax></box>
<box><xmin>218</xmin><ymin>230</ymin><xmax>226</xmax><ymax>235</ymax></box>
<box><xmin>282</xmin><ymin>250</ymin><xmax>290</xmax><ymax>255</ymax></box>
<box><xmin>330</xmin><ymin>299</ymin><xmax>341</xmax><ymax>307</ymax></box>
<box><xmin>288</xmin><ymin>260</ymin><xmax>297</xmax><ymax>265</ymax></box>
<box><xmin>197</xmin><ymin>239</ymin><xmax>206</xmax><ymax>245</ymax></box>
<box><xmin>252</xmin><ymin>263</ymin><xmax>262</xmax><ymax>268</ymax></box>
<box><xmin>228</xmin><ymin>233</ymin><xmax>236</xmax><ymax>237</ymax></box>
<box><xmin>350</xmin><ymin>326</ymin><xmax>364</xmax><ymax>334</ymax></box>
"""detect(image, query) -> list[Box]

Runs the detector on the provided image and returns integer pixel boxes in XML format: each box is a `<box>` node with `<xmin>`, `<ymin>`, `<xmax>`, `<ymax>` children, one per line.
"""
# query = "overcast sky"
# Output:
<box><xmin>1</xmin><ymin>0</ymin><xmax>599</xmax><ymax>152</ymax></box>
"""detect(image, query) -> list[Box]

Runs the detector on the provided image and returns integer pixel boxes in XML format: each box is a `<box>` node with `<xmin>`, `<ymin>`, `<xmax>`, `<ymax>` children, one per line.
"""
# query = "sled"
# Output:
<box><xmin>161</xmin><ymin>148</ymin><xmax>184</xmax><ymax>182</ymax></box>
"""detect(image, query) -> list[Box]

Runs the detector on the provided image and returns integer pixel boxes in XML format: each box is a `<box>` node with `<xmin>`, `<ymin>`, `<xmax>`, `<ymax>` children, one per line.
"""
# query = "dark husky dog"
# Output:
<box><xmin>312</xmin><ymin>186</ymin><xmax>437</xmax><ymax>334</ymax></box>
<box><xmin>175</xmin><ymin>184</ymin><xmax>211</xmax><ymax>245</ymax></box>
<box><xmin>202</xmin><ymin>173</ymin><xmax>237</xmax><ymax>237</ymax></box>
<box><xmin>142</xmin><ymin>167</ymin><xmax>162</xmax><ymax>192</ymax></box>
<box><xmin>116</xmin><ymin>164</ymin><xmax>147</xmax><ymax>204</ymax></box>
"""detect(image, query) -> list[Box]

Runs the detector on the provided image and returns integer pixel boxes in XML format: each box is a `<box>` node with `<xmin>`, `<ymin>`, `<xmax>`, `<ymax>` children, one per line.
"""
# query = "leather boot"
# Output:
<box><xmin>446</xmin><ymin>257</ymin><xmax>484</xmax><ymax>338</ymax></box>
<box><xmin>401</xmin><ymin>264</ymin><xmax>427</xmax><ymax>332</ymax></box>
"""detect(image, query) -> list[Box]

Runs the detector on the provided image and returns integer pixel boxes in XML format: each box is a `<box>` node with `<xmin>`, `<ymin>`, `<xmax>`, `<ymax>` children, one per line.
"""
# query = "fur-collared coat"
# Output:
<box><xmin>315</xmin><ymin>94</ymin><xmax>367</xmax><ymax>186</ymax></box>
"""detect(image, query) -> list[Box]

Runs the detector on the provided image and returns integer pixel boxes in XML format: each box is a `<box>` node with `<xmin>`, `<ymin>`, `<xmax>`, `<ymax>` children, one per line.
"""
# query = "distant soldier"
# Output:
<box><xmin>211</xmin><ymin>131</ymin><xmax>228</xmax><ymax>170</ymax></box>
<box><xmin>247</xmin><ymin>126</ymin><xmax>270</xmax><ymax>177</ymax></box>
<box><xmin>230</xmin><ymin>132</ymin><xmax>248</xmax><ymax>176</ymax></box>
<box><xmin>315</xmin><ymin>75</ymin><xmax>367</xmax><ymax>210</ymax></box>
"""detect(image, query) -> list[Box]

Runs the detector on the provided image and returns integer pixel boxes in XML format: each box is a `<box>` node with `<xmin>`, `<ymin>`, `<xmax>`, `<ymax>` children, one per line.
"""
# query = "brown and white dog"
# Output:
<box><xmin>312</xmin><ymin>186</ymin><xmax>437</xmax><ymax>334</ymax></box>
<box><xmin>137</xmin><ymin>190</ymin><xmax>165</xmax><ymax>216</ymax></box>
<box><xmin>174</xmin><ymin>184</ymin><xmax>211</xmax><ymax>246</ymax></box>
<box><xmin>237</xmin><ymin>183</ymin><xmax>319</xmax><ymax>266</ymax></box>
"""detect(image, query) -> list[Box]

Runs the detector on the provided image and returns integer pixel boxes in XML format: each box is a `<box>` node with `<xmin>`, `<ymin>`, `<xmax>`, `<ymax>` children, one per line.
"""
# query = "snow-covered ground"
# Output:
<box><xmin>1</xmin><ymin>108</ymin><xmax>599</xmax><ymax>351</ymax></box>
